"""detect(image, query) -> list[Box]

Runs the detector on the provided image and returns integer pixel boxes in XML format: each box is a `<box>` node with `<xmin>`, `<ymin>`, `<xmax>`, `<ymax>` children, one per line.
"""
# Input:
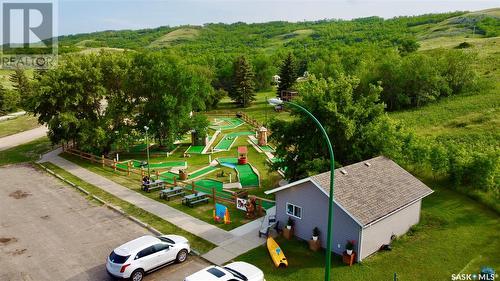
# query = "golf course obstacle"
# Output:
<box><xmin>248</xmin><ymin>135</ymin><xmax>275</xmax><ymax>153</ymax></box>
<box><xmin>237</xmin><ymin>146</ymin><xmax>248</xmax><ymax>165</ymax></box>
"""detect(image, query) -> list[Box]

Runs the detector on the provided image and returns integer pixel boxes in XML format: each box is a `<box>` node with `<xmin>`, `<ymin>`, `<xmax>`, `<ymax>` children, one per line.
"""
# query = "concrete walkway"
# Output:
<box><xmin>39</xmin><ymin>148</ymin><xmax>266</xmax><ymax>265</ymax></box>
<box><xmin>0</xmin><ymin>126</ymin><xmax>48</xmax><ymax>151</ymax></box>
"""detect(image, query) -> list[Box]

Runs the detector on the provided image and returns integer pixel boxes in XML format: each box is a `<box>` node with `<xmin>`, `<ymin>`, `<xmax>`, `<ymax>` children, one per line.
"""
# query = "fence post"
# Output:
<box><xmin>101</xmin><ymin>155</ymin><xmax>105</xmax><ymax>168</ymax></box>
<box><xmin>113</xmin><ymin>159</ymin><xmax>117</xmax><ymax>172</ymax></box>
<box><xmin>212</xmin><ymin>187</ymin><xmax>216</xmax><ymax>207</ymax></box>
<box><xmin>173</xmin><ymin>176</ymin><xmax>177</xmax><ymax>185</ymax></box>
<box><xmin>127</xmin><ymin>162</ymin><xmax>131</xmax><ymax>176</ymax></box>
<box><xmin>156</xmin><ymin>171</ymin><xmax>159</xmax><ymax>180</ymax></box>
<box><xmin>191</xmin><ymin>181</ymin><xmax>195</xmax><ymax>193</ymax></box>
<box><xmin>90</xmin><ymin>154</ymin><xmax>94</xmax><ymax>163</ymax></box>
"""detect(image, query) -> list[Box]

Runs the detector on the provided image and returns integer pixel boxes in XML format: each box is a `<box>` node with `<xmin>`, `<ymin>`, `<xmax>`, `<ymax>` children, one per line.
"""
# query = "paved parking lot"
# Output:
<box><xmin>0</xmin><ymin>165</ymin><xmax>209</xmax><ymax>281</ymax></box>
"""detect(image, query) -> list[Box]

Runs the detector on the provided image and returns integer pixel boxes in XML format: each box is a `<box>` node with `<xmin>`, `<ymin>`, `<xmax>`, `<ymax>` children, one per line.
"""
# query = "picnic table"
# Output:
<box><xmin>159</xmin><ymin>186</ymin><xmax>185</xmax><ymax>200</ymax></box>
<box><xmin>141</xmin><ymin>180</ymin><xmax>165</xmax><ymax>192</ymax></box>
<box><xmin>182</xmin><ymin>192</ymin><xmax>209</xmax><ymax>207</ymax></box>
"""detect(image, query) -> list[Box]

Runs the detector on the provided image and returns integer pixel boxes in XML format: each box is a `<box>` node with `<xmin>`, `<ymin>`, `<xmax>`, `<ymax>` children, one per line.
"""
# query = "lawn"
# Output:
<box><xmin>0</xmin><ymin>114</ymin><xmax>40</xmax><ymax>138</ymax></box>
<box><xmin>237</xmin><ymin>183</ymin><xmax>500</xmax><ymax>281</ymax></box>
<box><xmin>38</xmin><ymin>162</ymin><xmax>216</xmax><ymax>253</ymax></box>
<box><xmin>0</xmin><ymin>136</ymin><xmax>53</xmax><ymax>166</ymax></box>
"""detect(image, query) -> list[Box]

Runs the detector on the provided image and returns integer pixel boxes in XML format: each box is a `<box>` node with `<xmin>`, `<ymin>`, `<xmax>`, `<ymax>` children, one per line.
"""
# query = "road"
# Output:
<box><xmin>0</xmin><ymin>126</ymin><xmax>48</xmax><ymax>151</ymax></box>
<box><xmin>0</xmin><ymin>165</ymin><xmax>209</xmax><ymax>281</ymax></box>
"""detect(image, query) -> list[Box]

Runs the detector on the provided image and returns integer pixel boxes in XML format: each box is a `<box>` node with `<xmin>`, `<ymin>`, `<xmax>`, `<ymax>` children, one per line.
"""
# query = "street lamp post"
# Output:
<box><xmin>268</xmin><ymin>98</ymin><xmax>335</xmax><ymax>281</ymax></box>
<box><xmin>144</xmin><ymin>126</ymin><xmax>151</xmax><ymax>177</ymax></box>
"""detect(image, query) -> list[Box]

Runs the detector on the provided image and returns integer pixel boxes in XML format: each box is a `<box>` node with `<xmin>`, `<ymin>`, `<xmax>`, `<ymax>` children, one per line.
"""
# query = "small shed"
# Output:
<box><xmin>265</xmin><ymin>156</ymin><xmax>433</xmax><ymax>261</ymax></box>
<box><xmin>280</xmin><ymin>90</ymin><xmax>299</xmax><ymax>102</ymax></box>
<box><xmin>237</xmin><ymin>146</ymin><xmax>248</xmax><ymax>165</ymax></box>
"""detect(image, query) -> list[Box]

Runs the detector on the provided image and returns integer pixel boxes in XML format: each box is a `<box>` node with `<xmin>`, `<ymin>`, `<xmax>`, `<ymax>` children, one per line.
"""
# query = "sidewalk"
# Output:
<box><xmin>0</xmin><ymin>126</ymin><xmax>48</xmax><ymax>151</ymax></box>
<box><xmin>39</xmin><ymin>148</ymin><xmax>266</xmax><ymax>264</ymax></box>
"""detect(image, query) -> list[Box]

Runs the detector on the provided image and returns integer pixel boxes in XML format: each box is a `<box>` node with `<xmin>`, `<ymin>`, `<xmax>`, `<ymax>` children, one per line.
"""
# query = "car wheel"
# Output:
<box><xmin>176</xmin><ymin>249</ymin><xmax>188</xmax><ymax>263</ymax></box>
<box><xmin>130</xmin><ymin>269</ymin><xmax>144</xmax><ymax>281</ymax></box>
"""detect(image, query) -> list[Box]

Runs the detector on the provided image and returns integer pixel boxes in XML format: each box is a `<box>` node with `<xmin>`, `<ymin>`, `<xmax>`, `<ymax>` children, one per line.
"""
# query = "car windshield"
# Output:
<box><xmin>223</xmin><ymin>267</ymin><xmax>248</xmax><ymax>281</ymax></box>
<box><xmin>109</xmin><ymin>251</ymin><xmax>130</xmax><ymax>264</ymax></box>
<box><xmin>158</xmin><ymin>236</ymin><xmax>175</xmax><ymax>244</ymax></box>
<box><xmin>207</xmin><ymin>267</ymin><xmax>226</xmax><ymax>278</ymax></box>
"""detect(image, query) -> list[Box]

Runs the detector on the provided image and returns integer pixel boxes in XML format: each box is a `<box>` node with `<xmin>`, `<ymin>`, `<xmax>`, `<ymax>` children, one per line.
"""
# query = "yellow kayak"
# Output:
<box><xmin>267</xmin><ymin>237</ymin><xmax>288</xmax><ymax>268</ymax></box>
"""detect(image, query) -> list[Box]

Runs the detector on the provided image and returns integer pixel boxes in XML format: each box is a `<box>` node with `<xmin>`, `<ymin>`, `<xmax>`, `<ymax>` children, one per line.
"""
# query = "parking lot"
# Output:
<box><xmin>0</xmin><ymin>165</ymin><xmax>209</xmax><ymax>281</ymax></box>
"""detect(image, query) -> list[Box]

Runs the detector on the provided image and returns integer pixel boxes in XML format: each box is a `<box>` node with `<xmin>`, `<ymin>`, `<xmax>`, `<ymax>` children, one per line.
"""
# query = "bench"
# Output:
<box><xmin>165</xmin><ymin>191</ymin><xmax>185</xmax><ymax>201</ymax></box>
<box><xmin>188</xmin><ymin>197</ymin><xmax>209</xmax><ymax>207</ymax></box>
<box><xmin>142</xmin><ymin>181</ymin><xmax>165</xmax><ymax>192</ymax></box>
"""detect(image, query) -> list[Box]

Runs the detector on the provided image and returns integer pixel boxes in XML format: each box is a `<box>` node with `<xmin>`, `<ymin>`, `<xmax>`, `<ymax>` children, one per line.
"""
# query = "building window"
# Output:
<box><xmin>286</xmin><ymin>203</ymin><xmax>302</xmax><ymax>219</ymax></box>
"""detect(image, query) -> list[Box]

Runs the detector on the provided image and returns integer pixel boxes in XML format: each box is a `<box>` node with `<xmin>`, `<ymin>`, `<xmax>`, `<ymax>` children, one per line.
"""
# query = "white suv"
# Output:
<box><xmin>106</xmin><ymin>234</ymin><xmax>190</xmax><ymax>281</ymax></box>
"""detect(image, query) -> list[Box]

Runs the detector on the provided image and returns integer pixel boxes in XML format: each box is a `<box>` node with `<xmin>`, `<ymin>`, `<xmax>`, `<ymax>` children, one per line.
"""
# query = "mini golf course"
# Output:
<box><xmin>209</xmin><ymin>117</ymin><xmax>245</xmax><ymax>130</ymax></box>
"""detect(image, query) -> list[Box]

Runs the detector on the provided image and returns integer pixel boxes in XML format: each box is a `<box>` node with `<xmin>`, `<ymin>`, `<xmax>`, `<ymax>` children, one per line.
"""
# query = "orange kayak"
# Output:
<box><xmin>266</xmin><ymin>237</ymin><xmax>288</xmax><ymax>268</ymax></box>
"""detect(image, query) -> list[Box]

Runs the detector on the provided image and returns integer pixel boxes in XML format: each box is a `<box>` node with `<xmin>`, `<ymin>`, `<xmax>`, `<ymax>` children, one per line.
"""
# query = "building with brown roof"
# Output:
<box><xmin>265</xmin><ymin>156</ymin><xmax>433</xmax><ymax>261</ymax></box>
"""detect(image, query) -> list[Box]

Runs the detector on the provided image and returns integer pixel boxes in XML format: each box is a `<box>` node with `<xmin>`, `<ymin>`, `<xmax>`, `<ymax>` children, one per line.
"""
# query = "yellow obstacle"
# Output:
<box><xmin>267</xmin><ymin>237</ymin><xmax>288</xmax><ymax>268</ymax></box>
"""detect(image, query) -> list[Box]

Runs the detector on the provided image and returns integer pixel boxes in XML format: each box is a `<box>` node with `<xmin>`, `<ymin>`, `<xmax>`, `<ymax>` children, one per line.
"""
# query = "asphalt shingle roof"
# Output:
<box><xmin>310</xmin><ymin>156</ymin><xmax>433</xmax><ymax>226</ymax></box>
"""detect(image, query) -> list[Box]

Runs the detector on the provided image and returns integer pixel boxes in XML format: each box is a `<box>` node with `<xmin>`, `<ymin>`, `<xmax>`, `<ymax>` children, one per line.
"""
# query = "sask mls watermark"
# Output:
<box><xmin>1</xmin><ymin>0</ymin><xmax>57</xmax><ymax>69</ymax></box>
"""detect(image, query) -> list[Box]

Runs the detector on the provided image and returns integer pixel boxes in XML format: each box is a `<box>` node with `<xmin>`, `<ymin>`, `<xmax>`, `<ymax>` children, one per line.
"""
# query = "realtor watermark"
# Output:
<box><xmin>451</xmin><ymin>268</ymin><xmax>497</xmax><ymax>280</ymax></box>
<box><xmin>1</xmin><ymin>0</ymin><xmax>58</xmax><ymax>69</ymax></box>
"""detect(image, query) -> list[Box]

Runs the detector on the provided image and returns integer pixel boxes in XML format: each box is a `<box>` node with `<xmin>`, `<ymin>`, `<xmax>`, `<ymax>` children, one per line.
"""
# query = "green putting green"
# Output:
<box><xmin>236</xmin><ymin>164</ymin><xmax>259</xmax><ymax>187</ymax></box>
<box><xmin>227</xmin><ymin>131</ymin><xmax>254</xmax><ymax>137</ymax></box>
<box><xmin>214</xmin><ymin>135</ymin><xmax>237</xmax><ymax>150</ymax></box>
<box><xmin>158</xmin><ymin>166</ymin><xmax>217</xmax><ymax>184</ymax></box>
<box><xmin>209</xmin><ymin>117</ymin><xmax>245</xmax><ymax>130</ymax></box>
<box><xmin>193</xmin><ymin>179</ymin><xmax>233</xmax><ymax>200</ymax></box>
<box><xmin>249</xmin><ymin>137</ymin><xmax>275</xmax><ymax>152</ymax></box>
<box><xmin>159</xmin><ymin>171</ymin><xmax>177</xmax><ymax>184</ymax></box>
<box><xmin>186</xmin><ymin>145</ymin><xmax>204</xmax><ymax>154</ymax></box>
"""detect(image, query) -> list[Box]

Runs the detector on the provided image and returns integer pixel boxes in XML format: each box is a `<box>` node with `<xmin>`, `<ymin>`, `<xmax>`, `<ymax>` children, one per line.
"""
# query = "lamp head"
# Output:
<box><xmin>267</xmin><ymin>98</ymin><xmax>284</xmax><ymax>106</ymax></box>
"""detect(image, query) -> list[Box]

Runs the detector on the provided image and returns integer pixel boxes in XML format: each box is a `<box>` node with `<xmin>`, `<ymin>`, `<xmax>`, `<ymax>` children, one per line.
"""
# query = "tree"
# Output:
<box><xmin>229</xmin><ymin>56</ymin><xmax>255</xmax><ymax>107</ymax></box>
<box><xmin>9</xmin><ymin>68</ymin><xmax>30</xmax><ymax>109</ymax></box>
<box><xmin>128</xmin><ymin>52</ymin><xmax>212</xmax><ymax>147</ymax></box>
<box><xmin>0</xmin><ymin>83</ymin><xmax>20</xmax><ymax>114</ymax></box>
<box><xmin>276</xmin><ymin>53</ymin><xmax>298</xmax><ymax>98</ymax></box>
<box><xmin>269</xmin><ymin>74</ymin><xmax>385</xmax><ymax>180</ymax></box>
<box><xmin>30</xmin><ymin>54</ymin><xmax>108</xmax><ymax>152</ymax></box>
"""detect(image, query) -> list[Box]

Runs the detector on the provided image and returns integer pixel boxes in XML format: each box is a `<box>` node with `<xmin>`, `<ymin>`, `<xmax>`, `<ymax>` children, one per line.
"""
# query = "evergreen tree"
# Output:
<box><xmin>230</xmin><ymin>56</ymin><xmax>255</xmax><ymax>107</ymax></box>
<box><xmin>9</xmin><ymin>68</ymin><xmax>31</xmax><ymax>97</ymax></box>
<box><xmin>276</xmin><ymin>53</ymin><xmax>298</xmax><ymax>98</ymax></box>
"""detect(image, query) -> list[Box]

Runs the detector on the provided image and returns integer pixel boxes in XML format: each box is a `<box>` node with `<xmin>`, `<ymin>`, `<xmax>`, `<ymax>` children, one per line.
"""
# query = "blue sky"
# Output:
<box><xmin>55</xmin><ymin>0</ymin><xmax>499</xmax><ymax>35</ymax></box>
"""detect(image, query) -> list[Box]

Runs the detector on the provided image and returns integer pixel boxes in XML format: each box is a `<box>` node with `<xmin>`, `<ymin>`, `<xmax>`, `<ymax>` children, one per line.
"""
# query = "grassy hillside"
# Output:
<box><xmin>149</xmin><ymin>27</ymin><xmax>201</xmax><ymax>47</ymax></box>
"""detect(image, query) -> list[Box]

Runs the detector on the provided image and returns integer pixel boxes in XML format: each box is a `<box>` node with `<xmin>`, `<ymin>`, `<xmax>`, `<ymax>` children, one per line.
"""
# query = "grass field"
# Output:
<box><xmin>0</xmin><ymin>137</ymin><xmax>53</xmax><ymax>166</ymax></box>
<box><xmin>39</xmin><ymin>162</ymin><xmax>216</xmax><ymax>253</ymax></box>
<box><xmin>237</xmin><ymin>182</ymin><xmax>500</xmax><ymax>281</ymax></box>
<box><xmin>0</xmin><ymin>115</ymin><xmax>40</xmax><ymax>138</ymax></box>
